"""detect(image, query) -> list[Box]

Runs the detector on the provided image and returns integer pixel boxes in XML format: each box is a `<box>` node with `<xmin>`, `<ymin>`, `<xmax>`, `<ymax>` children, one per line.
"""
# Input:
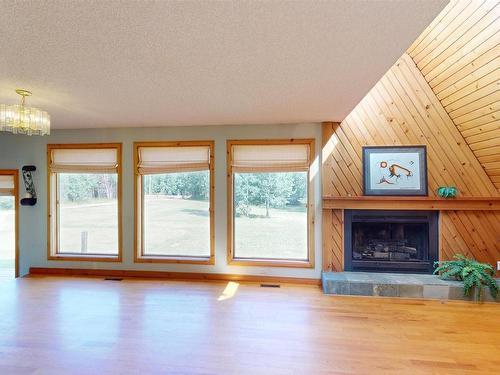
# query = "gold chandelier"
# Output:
<box><xmin>0</xmin><ymin>89</ymin><xmax>50</xmax><ymax>136</ymax></box>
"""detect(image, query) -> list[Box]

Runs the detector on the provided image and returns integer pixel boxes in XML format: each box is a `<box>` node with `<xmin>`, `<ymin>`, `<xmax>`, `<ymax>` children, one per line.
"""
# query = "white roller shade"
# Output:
<box><xmin>51</xmin><ymin>148</ymin><xmax>118</xmax><ymax>173</ymax></box>
<box><xmin>0</xmin><ymin>175</ymin><xmax>14</xmax><ymax>196</ymax></box>
<box><xmin>138</xmin><ymin>146</ymin><xmax>210</xmax><ymax>174</ymax></box>
<box><xmin>232</xmin><ymin>144</ymin><xmax>310</xmax><ymax>172</ymax></box>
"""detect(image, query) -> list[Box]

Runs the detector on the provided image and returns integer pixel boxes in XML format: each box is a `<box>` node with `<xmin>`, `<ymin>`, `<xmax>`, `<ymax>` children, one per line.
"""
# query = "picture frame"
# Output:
<box><xmin>362</xmin><ymin>146</ymin><xmax>428</xmax><ymax>196</ymax></box>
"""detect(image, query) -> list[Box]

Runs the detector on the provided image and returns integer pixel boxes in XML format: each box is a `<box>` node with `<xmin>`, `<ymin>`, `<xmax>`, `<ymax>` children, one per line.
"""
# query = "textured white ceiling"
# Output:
<box><xmin>0</xmin><ymin>0</ymin><xmax>447</xmax><ymax>129</ymax></box>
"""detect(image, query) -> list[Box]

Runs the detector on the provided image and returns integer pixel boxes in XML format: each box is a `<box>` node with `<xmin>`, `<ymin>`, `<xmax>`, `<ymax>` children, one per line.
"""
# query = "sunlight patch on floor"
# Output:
<box><xmin>217</xmin><ymin>281</ymin><xmax>239</xmax><ymax>301</ymax></box>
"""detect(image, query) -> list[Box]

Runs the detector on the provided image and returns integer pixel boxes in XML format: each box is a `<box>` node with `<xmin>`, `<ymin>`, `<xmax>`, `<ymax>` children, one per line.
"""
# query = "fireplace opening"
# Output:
<box><xmin>344</xmin><ymin>210</ymin><xmax>438</xmax><ymax>274</ymax></box>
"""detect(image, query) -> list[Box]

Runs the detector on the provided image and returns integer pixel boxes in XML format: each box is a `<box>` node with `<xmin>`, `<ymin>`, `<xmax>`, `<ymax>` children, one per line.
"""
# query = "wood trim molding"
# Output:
<box><xmin>226</xmin><ymin>139</ymin><xmax>315</xmax><ymax>268</ymax></box>
<box><xmin>321</xmin><ymin>122</ymin><xmax>341</xmax><ymax>148</ymax></box>
<box><xmin>134</xmin><ymin>256</ymin><xmax>213</xmax><ymax>265</ymax></box>
<box><xmin>323</xmin><ymin>196</ymin><xmax>500</xmax><ymax>211</ymax></box>
<box><xmin>133</xmin><ymin>140</ymin><xmax>216</xmax><ymax>265</ymax></box>
<box><xmin>0</xmin><ymin>169</ymin><xmax>19</xmax><ymax>277</ymax></box>
<box><xmin>28</xmin><ymin>267</ymin><xmax>321</xmax><ymax>286</ymax></box>
<box><xmin>228</xmin><ymin>259</ymin><xmax>315</xmax><ymax>268</ymax></box>
<box><xmin>46</xmin><ymin>143</ymin><xmax>123</xmax><ymax>262</ymax></box>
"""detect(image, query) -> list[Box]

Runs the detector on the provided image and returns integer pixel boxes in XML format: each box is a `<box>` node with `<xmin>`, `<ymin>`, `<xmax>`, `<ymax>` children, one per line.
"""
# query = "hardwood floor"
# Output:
<box><xmin>0</xmin><ymin>276</ymin><xmax>498</xmax><ymax>374</ymax></box>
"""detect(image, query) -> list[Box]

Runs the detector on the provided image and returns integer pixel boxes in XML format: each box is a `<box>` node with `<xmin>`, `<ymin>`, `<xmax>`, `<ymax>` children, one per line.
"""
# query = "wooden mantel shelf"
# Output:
<box><xmin>322</xmin><ymin>196</ymin><xmax>500</xmax><ymax>211</ymax></box>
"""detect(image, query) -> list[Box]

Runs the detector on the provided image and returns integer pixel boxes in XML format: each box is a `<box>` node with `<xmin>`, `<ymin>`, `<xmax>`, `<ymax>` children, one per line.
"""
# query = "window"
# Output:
<box><xmin>48</xmin><ymin>144</ymin><xmax>122</xmax><ymax>261</ymax></box>
<box><xmin>227</xmin><ymin>140</ymin><xmax>314</xmax><ymax>267</ymax></box>
<box><xmin>134</xmin><ymin>141</ymin><xmax>214</xmax><ymax>264</ymax></box>
<box><xmin>0</xmin><ymin>171</ymin><xmax>19</xmax><ymax>277</ymax></box>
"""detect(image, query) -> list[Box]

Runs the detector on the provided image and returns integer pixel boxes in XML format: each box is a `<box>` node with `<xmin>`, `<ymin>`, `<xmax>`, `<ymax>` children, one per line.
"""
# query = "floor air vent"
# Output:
<box><xmin>260</xmin><ymin>283</ymin><xmax>280</xmax><ymax>288</ymax></box>
<box><xmin>104</xmin><ymin>277</ymin><xmax>123</xmax><ymax>281</ymax></box>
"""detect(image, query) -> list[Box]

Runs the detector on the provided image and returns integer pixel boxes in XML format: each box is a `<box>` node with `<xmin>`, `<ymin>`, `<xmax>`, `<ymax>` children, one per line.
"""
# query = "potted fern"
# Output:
<box><xmin>434</xmin><ymin>255</ymin><xmax>498</xmax><ymax>302</ymax></box>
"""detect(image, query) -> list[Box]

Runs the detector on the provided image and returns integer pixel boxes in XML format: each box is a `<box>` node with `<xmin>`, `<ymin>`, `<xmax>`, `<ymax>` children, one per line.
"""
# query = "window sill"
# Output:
<box><xmin>135</xmin><ymin>255</ymin><xmax>214</xmax><ymax>265</ymax></box>
<box><xmin>48</xmin><ymin>254</ymin><xmax>121</xmax><ymax>262</ymax></box>
<box><xmin>229</xmin><ymin>258</ymin><xmax>314</xmax><ymax>268</ymax></box>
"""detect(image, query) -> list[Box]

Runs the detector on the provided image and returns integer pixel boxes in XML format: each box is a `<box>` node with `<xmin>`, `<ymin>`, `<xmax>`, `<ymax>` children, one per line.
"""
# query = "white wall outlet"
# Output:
<box><xmin>497</xmin><ymin>261</ymin><xmax>500</xmax><ymax>271</ymax></box>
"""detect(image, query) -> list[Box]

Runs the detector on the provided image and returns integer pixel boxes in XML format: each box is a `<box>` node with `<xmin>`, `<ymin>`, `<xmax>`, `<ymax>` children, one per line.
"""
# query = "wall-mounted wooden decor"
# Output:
<box><xmin>362</xmin><ymin>146</ymin><xmax>427</xmax><ymax>196</ymax></box>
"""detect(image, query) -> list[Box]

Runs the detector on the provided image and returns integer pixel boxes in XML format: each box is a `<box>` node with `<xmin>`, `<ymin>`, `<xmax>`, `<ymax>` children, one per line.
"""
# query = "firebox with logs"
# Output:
<box><xmin>344</xmin><ymin>210</ymin><xmax>439</xmax><ymax>274</ymax></box>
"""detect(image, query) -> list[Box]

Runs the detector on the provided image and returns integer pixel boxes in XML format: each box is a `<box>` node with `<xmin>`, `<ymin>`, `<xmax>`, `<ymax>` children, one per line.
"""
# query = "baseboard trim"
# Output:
<box><xmin>29</xmin><ymin>267</ymin><xmax>321</xmax><ymax>285</ymax></box>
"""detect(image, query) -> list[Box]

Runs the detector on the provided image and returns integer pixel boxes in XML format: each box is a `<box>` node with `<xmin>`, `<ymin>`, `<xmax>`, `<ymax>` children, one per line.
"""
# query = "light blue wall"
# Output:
<box><xmin>0</xmin><ymin>123</ymin><xmax>322</xmax><ymax>278</ymax></box>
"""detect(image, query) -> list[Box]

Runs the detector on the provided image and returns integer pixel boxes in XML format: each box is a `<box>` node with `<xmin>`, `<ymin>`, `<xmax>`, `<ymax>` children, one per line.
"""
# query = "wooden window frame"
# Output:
<box><xmin>47</xmin><ymin>143</ymin><xmax>123</xmax><ymax>262</ymax></box>
<box><xmin>134</xmin><ymin>141</ymin><xmax>215</xmax><ymax>265</ymax></box>
<box><xmin>0</xmin><ymin>169</ymin><xmax>20</xmax><ymax>277</ymax></box>
<box><xmin>227</xmin><ymin>139</ymin><xmax>315</xmax><ymax>268</ymax></box>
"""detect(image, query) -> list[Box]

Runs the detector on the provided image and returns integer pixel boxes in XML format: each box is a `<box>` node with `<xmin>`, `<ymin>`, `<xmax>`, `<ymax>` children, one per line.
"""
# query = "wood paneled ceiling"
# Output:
<box><xmin>407</xmin><ymin>0</ymin><xmax>500</xmax><ymax>190</ymax></box>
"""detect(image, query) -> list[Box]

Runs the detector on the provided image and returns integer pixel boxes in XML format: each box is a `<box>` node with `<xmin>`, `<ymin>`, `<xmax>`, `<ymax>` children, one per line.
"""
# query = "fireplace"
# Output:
<box><xmin>344</xmin><ymin>210</ymin><xmax>438</xmax><ymax>274</ymax></box>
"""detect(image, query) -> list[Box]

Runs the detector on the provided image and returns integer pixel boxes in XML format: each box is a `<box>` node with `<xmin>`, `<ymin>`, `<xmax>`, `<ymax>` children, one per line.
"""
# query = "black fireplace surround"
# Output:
<box><xmin>344</xmin><ymin>210</ymin><xmax>439</xmax><ymax>274</ymax></box>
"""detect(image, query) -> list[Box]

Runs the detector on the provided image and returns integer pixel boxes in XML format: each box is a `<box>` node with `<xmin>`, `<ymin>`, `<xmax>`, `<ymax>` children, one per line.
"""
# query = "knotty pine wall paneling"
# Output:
<box><xmin>322</xmin><ymin>53</ymin><xmax>499</xmax><ymax>273</ymax></box>
<box><xmin>408</xmin><ymin>0</ymin><xmax>500</xmax><ymax>190</ymax></box>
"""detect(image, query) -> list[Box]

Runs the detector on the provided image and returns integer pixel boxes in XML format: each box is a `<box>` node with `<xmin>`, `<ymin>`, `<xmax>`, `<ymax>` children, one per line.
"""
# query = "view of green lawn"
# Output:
<box><xmin>56</xmin><ymin>197</ymin><xmax>307</xmax><ymax>259</ymax></box>
<box><xmin>0</xmin><ymin>208</ymin><xmax>14</xmax><ymax>260</ymax></box>
<box><xmin>53</xmin><ymin>170</ymin><xmax>308</xmax><ymax>259</ymax></box>
<box><xmin>58</xmin><ymin>201</ymin><xmax>119</xmax><ymax>254</ymax></box>
<box><xmin>0</xmin><ymin>203</ymin><xmax>15</xmax><ymax>278</ymax></box>
<box><xmin>234</xmin><ymin>205</ymin><xmax>307</xmax><ymax>260</ymax></box>
<box><xmin>143</xmin><ymin>196</ymin><xmax>210</xmax><ymax>256</ymax></box>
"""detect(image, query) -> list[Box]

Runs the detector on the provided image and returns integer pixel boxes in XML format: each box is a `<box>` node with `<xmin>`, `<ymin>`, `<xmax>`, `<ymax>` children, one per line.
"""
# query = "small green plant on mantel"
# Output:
<box><xmin>434</xmin><ymin>255</ymin><xmax>498</xmax><ymax>302</ymax></box>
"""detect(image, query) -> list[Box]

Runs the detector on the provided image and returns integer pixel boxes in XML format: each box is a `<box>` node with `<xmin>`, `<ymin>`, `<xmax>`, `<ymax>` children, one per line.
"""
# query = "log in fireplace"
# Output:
<box><xmin>344</xmin><ymin>210</ymin><xmax>438</xmax><ymax>274</ymax></box>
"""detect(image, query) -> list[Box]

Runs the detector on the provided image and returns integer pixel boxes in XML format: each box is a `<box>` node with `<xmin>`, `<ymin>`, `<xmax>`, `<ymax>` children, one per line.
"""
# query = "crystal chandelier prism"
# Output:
<box><xmin>0</xmin><ymin>89</ymin><xmax>50</xmax><ymax>136</ymax></box>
